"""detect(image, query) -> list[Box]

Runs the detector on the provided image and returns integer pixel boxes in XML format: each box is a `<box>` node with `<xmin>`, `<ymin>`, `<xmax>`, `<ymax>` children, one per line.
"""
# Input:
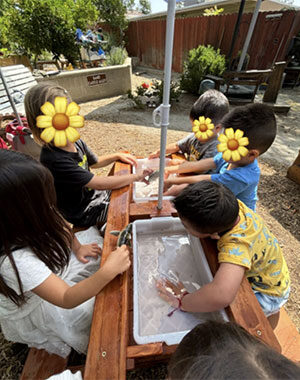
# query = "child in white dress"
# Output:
<box><xmin>0</xmin><ymin>150</ymin><xmax>131</xmax><ymax>358</ymax></box>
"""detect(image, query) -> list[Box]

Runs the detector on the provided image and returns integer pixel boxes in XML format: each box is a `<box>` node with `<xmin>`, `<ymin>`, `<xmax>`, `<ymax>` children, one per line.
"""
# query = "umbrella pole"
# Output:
<box><xmin>154</xmin><ymin>0</ymin><xmax>176</xmax><ymax>210</ymax></box>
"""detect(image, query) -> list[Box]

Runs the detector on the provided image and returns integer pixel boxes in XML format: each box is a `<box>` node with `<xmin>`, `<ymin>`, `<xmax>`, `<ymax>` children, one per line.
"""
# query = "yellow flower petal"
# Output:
<box><xmin>207</xmin><ymin>129</ymin><xmax>214</xmax><ymax>137</ymax></box>
<box><xmin>192</xmin><ymin>125</ymin><xmax>199</xmax><ymax>133</ymax></box>
<box><xmin>218</xmin><ymin>134</ymin><xmax>228</xmax><ymax>143</ymax></box>
<box><xmin>69</xmin><ymin>115</ymin><xmax>84</xmax><ymax>128</ymax></box>
<box><xmin>195</xmin><ymin>131</ymin><xmax>202</xmax><ymax>139</ymax></box>
<box><xmin>54</xmin><ymin>97</ymin><xmax>68</xmax><ymax>114</ymax></box>
<box><xmin>40</xmin><ymin>102</ymin><xmax>55</xmax><ymax>117</ymax></box>
<box><xmin>54</xmin><ymin>130</ymin><xmax>67</xmax><ymax>147</ymax></box>
<box><xmin>66</xmin><ymin>102</ymin><xmax>80</xmax><ymax>116</ymax></box>
<box><xmin>36</xmin><ymin>115</ymin><xmax>53</xmax><ymax>128</ymax></box>
<box><xmin>238</xmin><ymin>146</ymin><xmax>249</xmax><ymax>157</ymax></box>
<box><xmin>217</xmin><ymin>143</ymin><xmax>228</xmax><ymax>152</ymax></box>
<box><xmin>202</xmin><ymin>132</ymin><xmax>208</xmax><ymax>140</ymax></box>
<box><xmin>225</xmin><ymin>128</ymin><xmax>234</xmax><ymax>139</ymax></box>
<box><xmin>238</xmin><ymin>137</ymin><xmax>249</xmax><ymax>146</ymax></box>
<box><xmin>223</xmin><ymin>150</ymin><xmax>232</xmax><ymax>162</ymax></box>
<box><xmin>193</xmin><ymin>120</ymin><xmax>200</xmax><ymax>127</ymax></box>
<box><xmin>207</xmin><ymin>123</ymin><xmax>214</xmax><ymax>130</ymax></box>
<box><xmin>234</xmin><ymin>129</ymin><xmax>244</xmax><ymax>139</ymax></box>
<box><xmin>65</xmin><ymin>127</ymin><xmax>80</xmax><ymax>142</ymax></box>
<box><xmin>40</xmin><ymin>127</ymin><xmax>56</xmax><ymax>143</ymax></box>
<box><xmin>231</xmin><ymin>150</ymin><xmax>241</xmax><ymax>162</ymax></box>
<box><xmin>199</xmin><ymin>116</ymin><xmax>205</xmax><ymax>123</ymax></box>
<box><xmin>206</xmin><ymin>117</ymin><xmax>212</xmax><ymax>124</ymax></box>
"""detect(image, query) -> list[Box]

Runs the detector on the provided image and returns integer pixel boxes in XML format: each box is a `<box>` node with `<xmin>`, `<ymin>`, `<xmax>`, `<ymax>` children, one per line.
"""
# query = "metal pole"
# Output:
<box><xmin>153</xmin><ymin>0</ymin><xmax>176</xmax><ymax>210</ymax></box>
<box><xmin>237</xmin><ymin>0</ymin><xmax>262</xmax><ymax>72</ymax></box>
<box><xmin>0</xmin><ymin>68</ymin><xmax>24</xmax><ymax>127</ymax></box>
<box><xmin>227</xmin><ymin>0</ymin><xmax>246</xmax><ymax>70</ymax></box>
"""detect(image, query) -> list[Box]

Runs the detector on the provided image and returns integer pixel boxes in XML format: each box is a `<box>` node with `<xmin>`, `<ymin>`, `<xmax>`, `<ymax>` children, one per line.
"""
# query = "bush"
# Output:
<box><xmin>106</xmin><ymin>47</ymin><xmax>128</xmax><ymax>66</ymax></box>
<box><xmin>180</xmin><ymin>45</ymin><xmax>226</xmax><ymax>94</ymax></box>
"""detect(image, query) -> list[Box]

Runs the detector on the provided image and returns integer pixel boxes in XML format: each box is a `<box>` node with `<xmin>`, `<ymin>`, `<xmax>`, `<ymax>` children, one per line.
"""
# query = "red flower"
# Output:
<box><xmin>141</xmin><ymin>83</ymin><xmax>149</xmax><ymax>89</ymax></box>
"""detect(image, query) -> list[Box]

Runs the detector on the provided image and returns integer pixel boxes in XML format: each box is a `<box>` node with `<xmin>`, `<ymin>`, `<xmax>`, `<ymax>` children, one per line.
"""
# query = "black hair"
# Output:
<box><xmin>173</xmin><ymin>181</ymin><xmax>239</xmax><ymax>233</ymax></box>
<box><xmin>0</xmin><ymin>150</ymin><xmax>72</xmax><ymax>306</ymax></box>
<box><xmin>189</xmin><ymin>89</ymin><xmax>229</xmax><ymax>125</ymax></box>
<box><xmin>221</xmin><ymin>103</ymin><xmax>276</xmax><ymax>155</ymax></box>
<box><xmin>168</xmin><ymin>320</ymin><xmax>300</xmax><ymax>380</ymax></box>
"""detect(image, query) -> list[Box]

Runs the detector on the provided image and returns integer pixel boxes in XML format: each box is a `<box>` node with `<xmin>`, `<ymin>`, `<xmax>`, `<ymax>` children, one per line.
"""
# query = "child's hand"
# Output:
<box><xmin>164</xmin><ymin>184</ymin><xmax>187</xmax><ymax>197</ymax></box>
<box><xmin>148</xmin><ymin>150</ymin><xmax>160</xmax><ymax>159</ymax></box>
<box><xmin>156</xmin><ymin>278</ymin><xmax>187</xmax><ymax>308</ymax></box>
<box><xmin>163</xmin><ymin>178</ymin><xmax>172</xmax><ymax>193</ymax></box>
<box><xmin>117</xmin><ymin>153</ymin><xmax>137</xmax><ymax>167</ymax></box>
<box><xmin>75</xmin><ymin>243</ymin><xmax>102</xmax><ymax>264</ymax></box>
<box><xmin>103</xmin><ymin>245</ymin><xmax>131</xmax><ymax>278</ymax></box>
<box><xmin>136</xmin><ymin>168</ymin><xmax>153</xmax><ymax>184</ymax></box>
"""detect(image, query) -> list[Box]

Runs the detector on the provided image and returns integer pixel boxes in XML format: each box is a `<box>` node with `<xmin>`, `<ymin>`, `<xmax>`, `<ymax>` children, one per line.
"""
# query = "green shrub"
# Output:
<box><xmin>180</xmin><ymin>45</ymin><xmax>226</xmax><ymax>94</ymax></box>
<box><xmin>106</xmin><ymin>47</ymin><xmax>128</xmax><ymax>66</ymax></box>
<box><xmin>151</xmin><ymin>79</ymin><xmax>181</xmax><ymax>103</ymax></box>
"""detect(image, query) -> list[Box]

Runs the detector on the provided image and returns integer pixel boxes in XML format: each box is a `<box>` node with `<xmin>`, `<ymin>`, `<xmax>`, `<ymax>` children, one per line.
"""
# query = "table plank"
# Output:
<box><xmin>84</xmin><ymin>162</ymin><xmax>131</xmax><ymax>380</ymax></box>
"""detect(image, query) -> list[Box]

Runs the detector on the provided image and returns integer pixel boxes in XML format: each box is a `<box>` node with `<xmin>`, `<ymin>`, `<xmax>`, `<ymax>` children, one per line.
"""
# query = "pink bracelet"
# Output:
<box><xmin>167</xmin><ymin>291</ymin><xmax>189</xmax><ymax>317</ymax></box>
<box><xmin>178</xmin><ymin>291</ymin><xmax>189</xmax><ymax>311</ymax></box>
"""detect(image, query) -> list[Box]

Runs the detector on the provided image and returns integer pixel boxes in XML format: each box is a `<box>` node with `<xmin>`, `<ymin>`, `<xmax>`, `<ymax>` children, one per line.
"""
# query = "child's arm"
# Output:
<box><xmin>32</xmin><ymin>245</ymin><xmax>131</xmax><ymax>309</ymax></box>
<box><xmin>164</xmin><ymin>173</ymin><xmax>211</xmax><ymax>187</ymax></box>
<box><xmin>91</xmin><ymin>153</ymin><xmax>137</xmax><ymax>169</ymax></box>
<box><xmin>157</xmin><ymin>262</ymin><xmax>245</xmax><ymax>313</ymax></box>
<box><xmin>165</xmin><ymin>157</ymin><xmax>216</xmax><ymax>175</ymax></box>
<box><xmin>86</xmin><ymin>169</ymin><xmax>152</xmax><ymax>191</ymax></box>
<box><xmin>148</xmin><ymin>143</ymin><xmax>179</xmax><ymax>159</ymax></box>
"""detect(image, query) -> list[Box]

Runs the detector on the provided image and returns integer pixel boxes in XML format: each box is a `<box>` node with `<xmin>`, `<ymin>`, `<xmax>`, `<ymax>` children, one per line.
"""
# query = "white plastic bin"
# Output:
<box><xmin>132</xmin><ymin>158</ymin><xmax>174</xmax><ymax>203</ymax></box>
<box><xmin>133</xmin><ymin>217</ymin><xmax>228</xmax><ymax>346</ymax></box>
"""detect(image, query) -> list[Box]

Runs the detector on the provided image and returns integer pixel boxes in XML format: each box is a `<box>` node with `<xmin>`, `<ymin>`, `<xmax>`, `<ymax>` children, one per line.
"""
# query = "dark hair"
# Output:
<box><xmin>24</xmin><ymin>82</ymin><xmax>72</xmax><ymax>145</ymax></box>
<box><xmin>169</xmin><ymin>320</ymin><xmax>300</xmax><ymax>380</ymax></box>
<box><xmin>189</xmin><ymin>89</ymin><xmax>229</xmax><ymax>125</ymax></box>
<box><xmin>173</xmin><ymin>181</ymin><xmax>239</xmax><ymax>233</ymax></box>
<box><xmin>221</xmin><ymin>103</ymin><xmax>276</xmax><ymax>155</ymax></box>
<box><xmin>0</xmin><ymin>150</ymin><xmax>73</xmax><ymax>306</ymax></box>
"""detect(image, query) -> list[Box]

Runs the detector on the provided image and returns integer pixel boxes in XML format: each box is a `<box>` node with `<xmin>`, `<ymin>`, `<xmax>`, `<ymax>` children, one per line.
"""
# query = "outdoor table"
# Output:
<box><xmin>84</xmin><ymin>161</ymin><xmax>281</xmax><ymax>380</ymax></box>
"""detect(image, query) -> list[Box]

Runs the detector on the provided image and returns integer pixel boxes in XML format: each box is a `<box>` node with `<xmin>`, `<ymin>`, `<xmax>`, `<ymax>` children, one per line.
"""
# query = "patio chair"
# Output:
<box><xmin>0</xmin><ymin>64</ymin><xmax>41</xmax><ymax>159</ymax></box>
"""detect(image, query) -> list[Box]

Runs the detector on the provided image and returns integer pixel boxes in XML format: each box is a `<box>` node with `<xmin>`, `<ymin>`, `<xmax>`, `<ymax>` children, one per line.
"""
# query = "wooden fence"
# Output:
<box><xmin>126</xmin><ymin>10</ymin><xmax>300</xmax><ymax>72</ymax></box>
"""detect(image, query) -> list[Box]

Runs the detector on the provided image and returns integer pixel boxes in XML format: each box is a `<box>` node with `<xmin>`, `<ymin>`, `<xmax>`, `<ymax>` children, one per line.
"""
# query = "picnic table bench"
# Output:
<box><xmin>21</xmin><ymin>160</ymin><xmax>300</xmax><ymax>379</ymax></box>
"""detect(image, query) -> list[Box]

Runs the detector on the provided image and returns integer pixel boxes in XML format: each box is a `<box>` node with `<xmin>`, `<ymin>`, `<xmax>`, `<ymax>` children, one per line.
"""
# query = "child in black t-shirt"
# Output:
<box><xmin>25</xmin><ymin>82</ymin><xmax>150</xmax><ymax>228</ymax></box>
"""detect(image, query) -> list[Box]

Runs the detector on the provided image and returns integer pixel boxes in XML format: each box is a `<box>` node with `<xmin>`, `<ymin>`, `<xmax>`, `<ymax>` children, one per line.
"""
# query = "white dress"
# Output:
<box><xmin>0</xmin><ymin>227</ymin><xmax>103</xmax><ymax>358</ymax></box>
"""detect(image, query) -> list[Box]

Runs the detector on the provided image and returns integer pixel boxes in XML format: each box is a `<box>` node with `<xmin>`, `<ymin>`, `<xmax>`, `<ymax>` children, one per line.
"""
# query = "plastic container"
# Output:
<box><xmin>132</xmin><ymin>158</ymin><xmax>174</xmax><ymax>203</ymax></box>
<box><xmin>133</xmin><ymin>217</ymin><xmax>228</xmax><ymax>346</ymax></box>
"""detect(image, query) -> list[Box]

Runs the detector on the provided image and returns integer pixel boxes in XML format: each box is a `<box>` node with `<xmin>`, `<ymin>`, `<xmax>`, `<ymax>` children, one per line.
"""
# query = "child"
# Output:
<box><xmin>164</xmin><ymin>103</ymin><xmax>276</xmax><ymax>211</ymax></box>
<box><xmin>0</xmin><ymin>150</ymin><xmax>131</xmax><ymax>357</ymax></box>
<box><xmin>157</xmin><ymin>181</ymin><xmax>290</xmax><ymax>326</ymax></box>
<box><xmin>149</xmin><ymin>89</ymin><xmax>229</xmax><ymax>162</ymax></box>
<box><xmin>168</xmin><ymin>321</ymin><xmax>300</xmax><ymax>379</ymax></box>
<box><xmin>25</xmin><ymin>82</ymin><xmax>150</xmax><ymax>228</ymax></box>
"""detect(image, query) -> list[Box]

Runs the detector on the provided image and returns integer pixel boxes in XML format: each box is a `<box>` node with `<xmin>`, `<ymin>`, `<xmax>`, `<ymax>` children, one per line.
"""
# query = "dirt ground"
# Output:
<box><xmin>0</xmin><ymin>69</ymin><xmax>299</xmax><ymax>379</ymax></box>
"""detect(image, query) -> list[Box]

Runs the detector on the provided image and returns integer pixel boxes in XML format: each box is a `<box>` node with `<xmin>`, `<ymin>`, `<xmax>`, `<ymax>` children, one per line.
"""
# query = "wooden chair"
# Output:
<box><xmin>206</xmin><ymin>69</ymin><xmax>272</xmax><ymax>105</ymax></box>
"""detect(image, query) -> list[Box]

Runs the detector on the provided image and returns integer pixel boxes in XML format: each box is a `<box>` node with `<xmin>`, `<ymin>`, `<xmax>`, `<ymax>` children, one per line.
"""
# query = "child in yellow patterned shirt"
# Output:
<box><xmin>157</xmin><ymin>181</ymin><xmax>290</xmax><ymax>326</ymax></box>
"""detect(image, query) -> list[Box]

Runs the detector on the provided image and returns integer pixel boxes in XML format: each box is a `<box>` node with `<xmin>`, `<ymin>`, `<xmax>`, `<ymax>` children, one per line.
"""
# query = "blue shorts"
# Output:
<box><xmin>254</xmin><ymin>288</ymin><xmax>290</xmax><ymax>317</ymax></box>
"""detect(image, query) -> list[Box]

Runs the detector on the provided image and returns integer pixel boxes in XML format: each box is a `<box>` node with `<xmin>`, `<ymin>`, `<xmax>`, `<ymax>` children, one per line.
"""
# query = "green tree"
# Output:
<box><xmin>94</xmin><ymin>0</ymin><xmax>135</xmax><ymax>32</ymax></box>
<box><xmin>138</xmin><ymin>0</ymin><xmax>151</xmax><ymax>14</ymax></box>
<box><xmin>1</xmin><ymin>0</ymin><xmax>98</xmax><ymax>64</ymax></box>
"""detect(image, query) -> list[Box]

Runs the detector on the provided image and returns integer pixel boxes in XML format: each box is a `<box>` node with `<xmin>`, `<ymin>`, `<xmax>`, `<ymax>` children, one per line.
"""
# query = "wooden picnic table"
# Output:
<box><xmin>84</xmin><ymin>161</ymin><xmax>282</xmax><ymax>380</ymax></box>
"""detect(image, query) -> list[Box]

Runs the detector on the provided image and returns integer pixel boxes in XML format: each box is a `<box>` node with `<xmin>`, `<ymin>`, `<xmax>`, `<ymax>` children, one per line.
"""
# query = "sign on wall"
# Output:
<box><xmin>87</xmin><ymin>74</ymin><xmax>107</xmax><ymax>87</ymax></box>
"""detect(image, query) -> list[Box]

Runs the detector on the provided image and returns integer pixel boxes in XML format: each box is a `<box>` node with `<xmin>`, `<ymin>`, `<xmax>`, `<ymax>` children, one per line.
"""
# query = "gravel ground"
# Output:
<box><xmin>0</xmin><ymin>69</ymin><xmax>299</xmax><ymax>380</ymax></box>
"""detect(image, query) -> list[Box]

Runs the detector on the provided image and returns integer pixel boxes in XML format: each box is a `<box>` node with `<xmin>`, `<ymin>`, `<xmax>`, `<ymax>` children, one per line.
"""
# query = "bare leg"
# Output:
<box><xmin>268</xmin><ymin>311</ymin><xmax>280</xmax><ymax>329</ymax></box>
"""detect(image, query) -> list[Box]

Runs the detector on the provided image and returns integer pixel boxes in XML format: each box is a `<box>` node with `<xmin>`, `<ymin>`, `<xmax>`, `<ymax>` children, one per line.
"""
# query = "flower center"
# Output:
<box><xmin>199</xmin><ymin>124</ymin><xmax>208</xmax><ymax>132</ymax></box>
<box><xmin>227</xmin><ymin>139</ymin><xmax>239</xmax><ymax>151</ymax></box>
<box><xmin>52</xmin><ymin>113</ymin><xmax>69</xmax><ymax>130</ymax></box>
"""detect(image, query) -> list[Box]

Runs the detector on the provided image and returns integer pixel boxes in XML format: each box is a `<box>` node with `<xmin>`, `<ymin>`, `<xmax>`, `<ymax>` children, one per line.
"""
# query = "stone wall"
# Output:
<box><xmin>37</xmin><ymin>58</ymin><xmax>132</xmax><ymax>103</ymax></box>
